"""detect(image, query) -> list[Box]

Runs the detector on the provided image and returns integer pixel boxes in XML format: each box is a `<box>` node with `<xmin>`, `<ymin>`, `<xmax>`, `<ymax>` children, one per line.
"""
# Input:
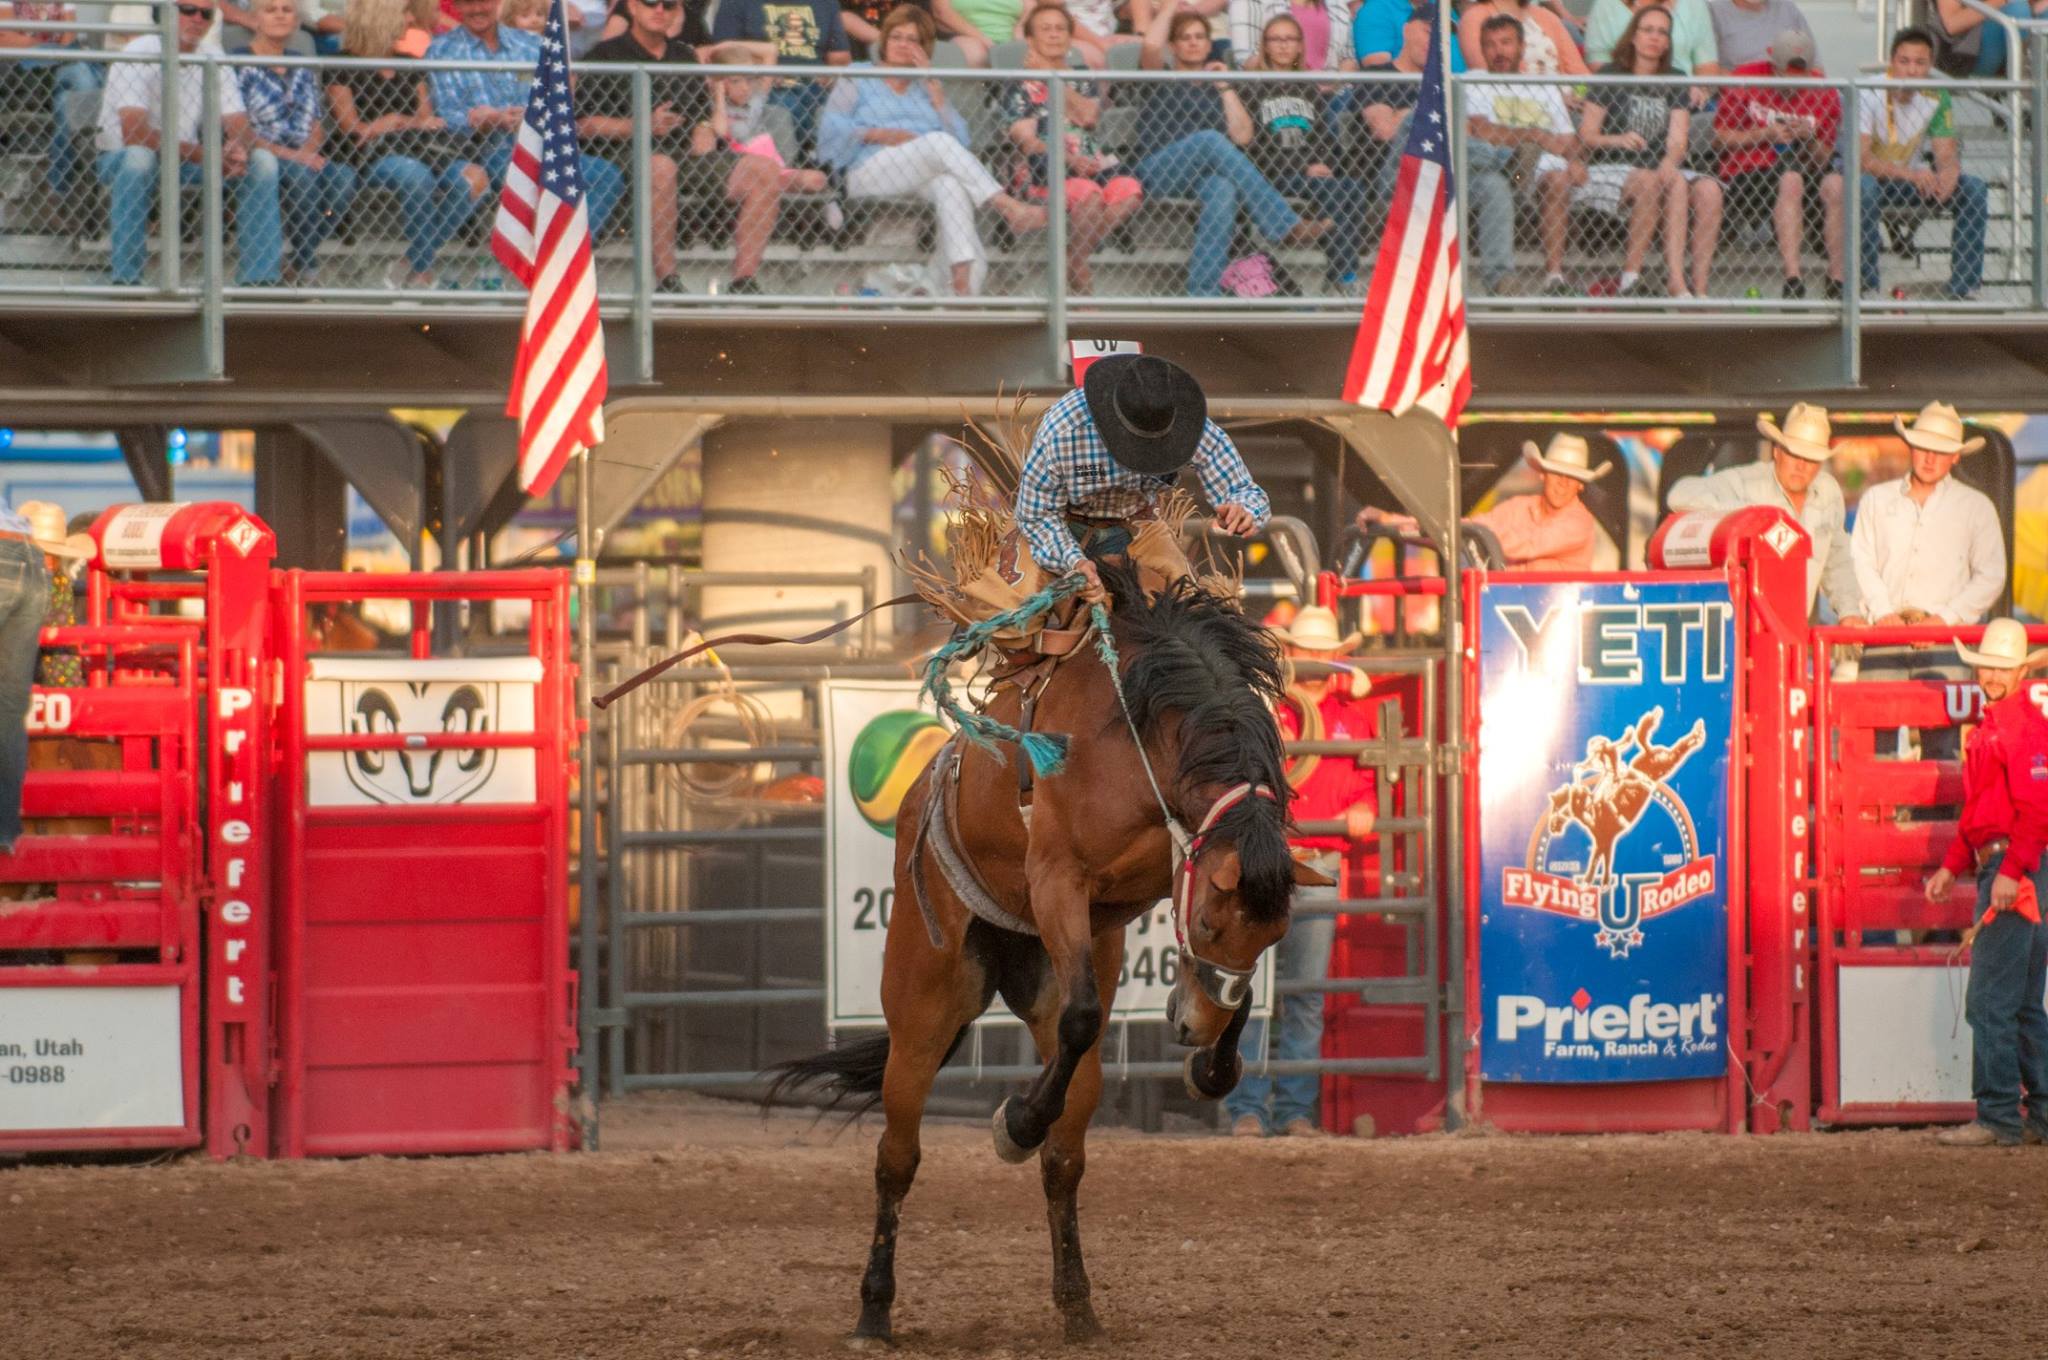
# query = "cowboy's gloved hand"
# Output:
<box><xmin>1070</xmin><ymin>559</ymin><xmax>1107</xmax><ymax>604</ymax></box>
<box><xmin>1214</xmin><ymin>503</ymin><xmax>1258</xmax><ymax>536</ymax></box>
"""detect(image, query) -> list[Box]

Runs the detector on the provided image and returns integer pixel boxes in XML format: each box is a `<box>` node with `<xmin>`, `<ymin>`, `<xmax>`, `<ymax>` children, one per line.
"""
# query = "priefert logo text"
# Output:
<box><xmin>1496</xmin><ymin>992</ymin><xmax>1721</xmax><ymax>1055</ymax></box>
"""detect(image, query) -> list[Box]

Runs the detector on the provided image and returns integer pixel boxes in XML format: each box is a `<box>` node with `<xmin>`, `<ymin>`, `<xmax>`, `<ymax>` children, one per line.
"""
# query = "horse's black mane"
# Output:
<box><xmin>1101</xmin><ymin>563</ymin><xmax>1295</xmax><ymax>922</ymax></box>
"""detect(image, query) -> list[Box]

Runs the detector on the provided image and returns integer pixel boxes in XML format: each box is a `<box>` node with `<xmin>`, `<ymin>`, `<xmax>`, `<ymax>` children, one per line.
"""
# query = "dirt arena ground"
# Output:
<box><xmin>5</xmin><ymin>1094</ymin><xmax>2047</xmax><ymax>1359</ymax></box>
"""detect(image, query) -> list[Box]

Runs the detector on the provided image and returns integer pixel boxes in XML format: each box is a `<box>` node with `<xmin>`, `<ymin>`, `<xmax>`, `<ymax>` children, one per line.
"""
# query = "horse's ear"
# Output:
<box><xmin>1207</xmin><ymin>848</ymin><xmax>1242</xmax><ymax>894</ymax></box>
<box><xmin>1292</xmin><ymin>858</ymin><xmax>1335</xmax><ymax>888</ymax></box>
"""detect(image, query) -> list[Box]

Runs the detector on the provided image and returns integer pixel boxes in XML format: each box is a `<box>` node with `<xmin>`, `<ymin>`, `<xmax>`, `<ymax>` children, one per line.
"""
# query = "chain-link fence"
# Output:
<box><xmin>1</xmin><ymin>28</ymin><xmax>2042</xmax><ymax>312</ymax></box>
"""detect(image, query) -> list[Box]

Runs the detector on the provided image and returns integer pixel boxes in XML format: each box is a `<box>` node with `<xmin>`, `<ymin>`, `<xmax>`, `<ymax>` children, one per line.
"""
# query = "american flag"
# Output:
<box><xmin>493</xmin><ymin>0</ymin><xmax>606</xmax><ymax>498</ymax></box>
<box><xmin>1341</xmin><ymin>7</ymin><xmax>1470</xmax><ymax>427</ymax></box>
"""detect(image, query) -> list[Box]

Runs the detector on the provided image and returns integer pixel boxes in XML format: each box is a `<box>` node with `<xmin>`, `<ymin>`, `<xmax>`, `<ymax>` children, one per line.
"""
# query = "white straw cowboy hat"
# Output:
<box><xmin>1756</xmin><ymin>403</ymin><xmax>1835</xmax><ymax>462</ymax></box>
<box><xmin>1519</xmin><ymin>433</ymin><xmax>1613</xmax><ymax>483</ymax></box>
<box><xmin>1271</xmin><ymin>606</ymin><xmax>1360</xmax><ymax>653</ymax></box>
<box><xmin>16</xmin><ymin>501</ymin><xmax>93</xmax><ymax>561</ymax></box>
<box><xmin>1954</xmin><ymin>618</ymin><xmax>2048</xmax><ymax>670</ymax></box>
<box><xmin>1894</xmin><ymin>401</ymin><xmax>1986</xmax><ymax>456</ymax></box>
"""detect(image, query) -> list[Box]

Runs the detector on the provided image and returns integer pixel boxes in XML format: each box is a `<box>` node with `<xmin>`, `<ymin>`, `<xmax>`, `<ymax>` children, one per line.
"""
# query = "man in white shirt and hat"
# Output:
<box><xmin>1666</xmin><ymin>402</ymin><xmax>1868</xmax><ymax>625</ymax></box>
<box><xmin>1357</xmin><ymin>433</ymin><xmax>1610</xmax><ymax>572</ymax></box>
<box><xmin>1850</xmin><ymin>401</ymin><xmax>2005</xmax><ymax>684</ymax></box>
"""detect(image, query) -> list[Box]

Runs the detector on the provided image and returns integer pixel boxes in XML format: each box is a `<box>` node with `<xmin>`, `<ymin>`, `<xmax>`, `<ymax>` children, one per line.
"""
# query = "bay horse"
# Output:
<box><xmin>768</xmin><ymin>563</ymin><xmax>1324</xmax><ymax>1345</ymax></box>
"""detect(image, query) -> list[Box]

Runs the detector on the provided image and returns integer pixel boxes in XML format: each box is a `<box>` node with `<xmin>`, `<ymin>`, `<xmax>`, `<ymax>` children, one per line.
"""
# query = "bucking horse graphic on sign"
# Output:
<box><xmin>1545</xmin><ymin>708</ymin><xmax>1706</xmax><ymax>888</ymax></box>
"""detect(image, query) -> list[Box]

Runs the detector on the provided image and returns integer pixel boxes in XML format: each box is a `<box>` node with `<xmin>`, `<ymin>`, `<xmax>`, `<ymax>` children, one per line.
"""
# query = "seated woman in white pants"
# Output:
<box><xmin>819</xmin><ymin>5</ymin><xmax>1046</xmax><ymax>295</ymax></box>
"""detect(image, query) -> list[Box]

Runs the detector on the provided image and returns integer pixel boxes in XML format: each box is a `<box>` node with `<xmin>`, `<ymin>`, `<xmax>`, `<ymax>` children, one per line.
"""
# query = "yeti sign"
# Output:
<box><xmin>1476</xmin><ymin>581</ymin><xmax>1735</xmax><ymax>1083</ymax></box>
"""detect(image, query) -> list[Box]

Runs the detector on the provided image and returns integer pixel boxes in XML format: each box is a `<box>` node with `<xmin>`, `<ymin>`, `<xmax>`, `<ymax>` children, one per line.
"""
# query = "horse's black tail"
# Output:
<box><xmin>761</xmin><ymin>1026</ymin><xmax>970</xmax><ymax>1123</ymax></box>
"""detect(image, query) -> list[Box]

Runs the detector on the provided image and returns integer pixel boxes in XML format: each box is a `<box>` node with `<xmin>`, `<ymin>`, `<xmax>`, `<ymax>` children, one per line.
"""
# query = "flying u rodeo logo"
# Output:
<box><xmin>1503</xmin><ymin>707</ymin><xmax>1717</xmax><ymax>958</ymax></box>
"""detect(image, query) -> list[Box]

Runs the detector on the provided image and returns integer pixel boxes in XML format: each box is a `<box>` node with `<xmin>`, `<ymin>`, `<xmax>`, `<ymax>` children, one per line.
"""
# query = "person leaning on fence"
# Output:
<box><xmin>1224</xmin><ymin>605</ymin><xmax>1375</xmax><ymax>1140</ymax></box>
<box><xmin>1245</xmin><ymin>14</ymin><xmax>1371</xmax><ymax>290</ymax></box>
<box><xmin>580</xmin><ymin>0</ymin><xmax>789</xmax><ymax>296</ymax></box>
<box><xmin>240</xmin><ymin>0</ymin><xmax>363</xmax><ymax>285</ymax></box>
<box><xmin>1666</xmin><ymin>403</ymin><xmax>1866</xmax><ymax>624</ymax></box>
<box><xmin>426</xmin><ymin>0</ymin><xmax>626</xmax><ymax>272</ymax></box>
<box><xmin>1134</xmin><ymin>5</ymin><xmax>1330</xmax><ymax>298</ymax></box>
<box><xmin>1924</xmin><ymin>619</ymin><xmax>2048</xmax><ymax>1148</ymax></box>
<box><xmin>94</xmin><ymin>0</ymin><xmax>287</xmax><ymax>287</ymax></box>
<box><xmin>1575</xmin><ymin>5</ymin><xmax>1723</xmax><ymax>299</ymax></box>
<box><xmin>1463</xmin><ymin>13</ymin><xmax>1582</xmax><ymax>297</ymax></box>
<box><xmin>1003</xmin><ymin>5</ymin><xmax>1143</xmax><ymax>295</ymax></box>
<box><xmin>819</xmin><ymin>6</ymin><xmax>1048</xmax><ymax>297</ymax></box>
<box><xmin>1015</xmin><ymin>354</ymin><xmax>1271</xmax><ymax>603</ymax></box>
<box><xmin>1818</xmin><ymin>26</ymin><xmax>1988</xmax><ymax>302</ymax></box>
<box><xmin>327</xmin><ymin>0</ymin><xmax>489</xmax><ymax>290</ymax></box>
<box><xmin>0</xmin><ymin>1</ymin><xmax>104</xmax><ymax>199</ymax></box>
<box><xmin>1712</xmin><ymin>28</ymin><xmax>1837</xmax><ymax>299</ymax></box>
<box><xmin>1849</xmin><ymin>401</ymin><xmax>2005</xmax><ymax>684</ymax></box>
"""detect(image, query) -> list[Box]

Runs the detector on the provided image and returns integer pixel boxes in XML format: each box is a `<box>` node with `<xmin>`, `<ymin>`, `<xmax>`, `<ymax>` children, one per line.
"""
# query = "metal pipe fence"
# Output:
<box><xmin>1</xmin><ymin>46</ymin><xmax>2040</xmax><ymax>322</ymax></box>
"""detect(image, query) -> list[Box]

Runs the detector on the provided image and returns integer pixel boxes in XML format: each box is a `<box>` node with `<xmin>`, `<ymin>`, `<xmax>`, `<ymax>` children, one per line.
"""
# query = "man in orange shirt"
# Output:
<box><xmin>1925</xmin><ymin>619</ymin><xmax>2048</xmax><ymax>1148</ymax></box>
<box><xmin>1357</xmin><ymin>433</ymin><xmax>1609</xmax><ymax>571</ymax></box>
<box><xmin>1227</xmin><ymin>606</ymin><xmax>1377</xmax><ymax>1138</ymax></box>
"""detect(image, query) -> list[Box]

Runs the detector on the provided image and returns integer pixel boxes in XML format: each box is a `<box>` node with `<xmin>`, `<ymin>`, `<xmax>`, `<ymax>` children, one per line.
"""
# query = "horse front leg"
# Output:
<box><xmin>1183</xmin><ymin>996</ymin><xmax>1251</xmax><ymax>1100</ymax></box>
<box><xmin>993</xmin><ymin>864</ymin><xmax>1102</xmax><ymax>1164</ymax></box>
<box><xmin>1037</xmin><ymin>927</ymin><xmax>1124</xmax><ymax>1343</ymax></box>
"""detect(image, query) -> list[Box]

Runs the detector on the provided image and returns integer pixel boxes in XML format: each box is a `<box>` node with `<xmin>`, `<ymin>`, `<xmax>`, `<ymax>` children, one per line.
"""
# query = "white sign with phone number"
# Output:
<box><xmin>0</xmin><ymin>986</ymin><xmax>183</xmax><ymax>1131</ymax></box>
<box><xmin>823</xmin><ymin>681</ymin><xmax>1270</xmax><ymax>1027</ymax></box>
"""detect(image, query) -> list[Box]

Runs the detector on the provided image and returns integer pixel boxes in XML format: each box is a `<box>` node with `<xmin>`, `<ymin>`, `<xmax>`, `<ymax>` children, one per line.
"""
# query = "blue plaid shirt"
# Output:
<box><xmin>1015</xmin><ymin>387</ymin><xmax>1269</xmax><ymax>573</ymax></box>
<box><xmin>426</xmin><ymin>24</ymin><xmax>541</xmax><ymax>137</ymax></box>
<box><xmin>237</xmin><ymin>64</ymin><xmax>321</xmax><ymax>151</ymax></box>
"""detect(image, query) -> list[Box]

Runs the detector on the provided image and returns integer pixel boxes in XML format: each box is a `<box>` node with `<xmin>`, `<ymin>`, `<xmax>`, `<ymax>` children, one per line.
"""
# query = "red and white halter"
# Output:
<box><xmin>1171</xmin><ymin>782</ymin><xmax>1278</xmax><ymax>1003</ymax></box>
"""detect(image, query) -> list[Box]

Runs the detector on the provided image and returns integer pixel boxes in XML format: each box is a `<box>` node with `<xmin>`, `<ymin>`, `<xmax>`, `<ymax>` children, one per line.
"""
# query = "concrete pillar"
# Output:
<box><xmin>698</xmin><ymin>419</ymin><xmax>894</xmax><ymax>645</ymax></box>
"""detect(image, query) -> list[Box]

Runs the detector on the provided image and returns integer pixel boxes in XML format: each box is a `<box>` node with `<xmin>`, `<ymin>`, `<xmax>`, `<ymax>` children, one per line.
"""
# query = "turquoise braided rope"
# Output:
<box><xmin>920</xmin><ymin>573</ymin><xmax>1090</xmax><ymax>778</ymax></box>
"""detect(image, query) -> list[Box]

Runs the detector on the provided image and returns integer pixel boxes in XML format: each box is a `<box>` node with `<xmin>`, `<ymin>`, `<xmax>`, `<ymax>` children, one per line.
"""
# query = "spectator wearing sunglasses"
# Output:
<box><xmin>428</xmin><ymin>0</ymin><xmax>626</xmax><ymax>249</ymax></box>
<box><xmin>94</xmin><ymin>0</ymin><xmax>287</xmax><ymax>286</ymax></box>
<box><xmin>583</xmin><ymin>0</ymin><xmax>791</xmax><ymax>293</ymax></box>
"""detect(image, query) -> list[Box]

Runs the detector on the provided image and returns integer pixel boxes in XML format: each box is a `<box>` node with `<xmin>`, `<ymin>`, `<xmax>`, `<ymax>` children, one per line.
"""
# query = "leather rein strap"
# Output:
<box><xmin>591</xmin><ymin>592</ymin><xmax>926</xmax><ymax>710</ymax></box>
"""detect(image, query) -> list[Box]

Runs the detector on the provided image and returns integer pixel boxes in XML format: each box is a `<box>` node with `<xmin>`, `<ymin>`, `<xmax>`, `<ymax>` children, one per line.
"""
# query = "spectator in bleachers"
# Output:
<box><xmin>328</xmin><ymin>0</ymin><xmax>488</xmax><ymax>289</ymax></box>
<box><xmin>400</xmin><ymin>0</ymin><xmax>451</xmax><ymax>50</ymax></box>
<box><xmin>1818</xmin><ymin>27</ymin><xmax>1987</xmax><ymax>302</ymax></box>
<box><xmin>1850</xmin><ymin>401</ymin><xmax>2004</xmax><ymax>682</ymax></box>
<box><xmin>1231</xmin><ymin>0</ymin><xmax>1358</xmax><ymax>72</ymax></box>
<box><xmin>711</xmin><ymin>53</ymin><xmax>833</xmax><ymax>192</ymax></box>
<box><xmin>1463</xmin><ymin>14</ymin><xmax>1581</xmax><ymax>296</ymax></box>
<box><xmin>841</xmin><ymin>0</ymin><xmax>927</xmax><ymax>59</ymax></box>
<box><xmin>1459</xmin><ymin>0</ymin><xmax>1589</xmax><ymax>75</ymax></box>
<box><xmin>1576</xmin><ymin>5</ymin><xmax>1722</xmax><ymax>297</ymax></box>
<box><xmin>1923</xmin><ymin>616</ymin><xmax>2048</xmax><ymax>1149</ymax></box>
<box><xmin>1351</xmin><ymin>0</ymin><xmax>1462</xmax><ymax>70</ymax></box>
<box><xmin>820</xmin><ymin>5</ymin><xmax>1047</xmax><ymax>294</ymax></box>
<box><xmin>223</xmin><ymin>0</ymin><xmax>347</xmax><ymax>54</ymax></box>
<box><xmin>241</xmin><ymin>0</ymin><xmax>361</xmax><ymax>284</ymax></box>
<box><xmin>1223</xmin><ymin>605</ymin><xmax>1374</xmax><ymax>1140</ymax></box>
<box><xmin>1358</xmin><ymin>433</ymin><xmax>1609</xmax><ymax>568</ymax></box>
<box><xmin>1582</xmin><ymin>0</ymin><xmax>1718</xmax><ymax>75</ymax></box>
<box><xmin>1927</xmin><ymin>0</ymin><xmax>2038</xmax><ymax>79</ymax></box>
<box><xmin>1359</xmin><ymin>9</ymin><xmax>1428</xmax><ymax>188</ymax></box>
<box><xmin>1713</xmin><ymin>27</ymin><xmax>1835</xmax><ymax>298</ymax></box>
<box><xmin>95</xmin><ymin>0</ymin><xmax>286</xmax><ymax>287</ymax></box>
<box><xmin>1135</xmin><ymin>5</ymin><xmax>1329</xmax><ymax>296</ymax></box>
<box><xmin>499</xmin><ymin>0</ymin><xmax>546</xmax><ymax>28</ymax></box>
<box><xmin>1004</xmin><ymin>4</ymin><xmax>1143</xmax><ymax>293</ymax></box>
<box><xmin>583</xmin><ymin>0</ymin><xmax>790</xmax><ymax>294</ymax></box>
<box><xmin>1666</xmin><ymin>402</ymin><xmax>1866</xmax><ymax>622</ymax></box>
<box><xmin>713</xmin><ymin>0</ymin><xmax>851</xmax><ymax>142</ymax></box>
<box><xmin>1245</xmin><ymin>14</ymin><xmax>1368</xmax><ymax>287</ymax></box>
<box><xmin>1707</xmin><ymin>0</ymin><xmax>1813</xmax><ymax>70</ymax></box>
<box><xmin>0</xmin><ymin>2</ymin><xmax>104</xmax><ymax>197</ymax></box>
<box><xmin>934</xmin><ymin>0</ymin><xmax>1020</xmax><ymax>58</ymax></box>
<box><xmin>427</xmin><ymin>0</ymin><xmax>625</xmax><ymax>256</ymax></box>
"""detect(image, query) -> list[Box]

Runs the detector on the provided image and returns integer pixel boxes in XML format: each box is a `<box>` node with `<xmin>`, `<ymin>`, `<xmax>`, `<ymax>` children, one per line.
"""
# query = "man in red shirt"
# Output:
<box><xmin>1713</xmin><ymin>29</ymin><xmax>1840</xmax><ymax>299</ymax></box>
<box><xmin>1226</xmin><ymin>606</ymin><xmax>1378</xmax><ymax>1138</ymax></box>
<box><xmin>1924</xmin><ymin>618</ymin><xmax>2048</xmax><ymax>1147</ymax></box>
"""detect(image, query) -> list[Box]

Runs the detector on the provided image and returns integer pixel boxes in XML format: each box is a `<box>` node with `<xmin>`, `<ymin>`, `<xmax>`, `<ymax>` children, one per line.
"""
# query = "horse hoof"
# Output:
<box><xmin>845</xmin><ymin>1332</ymin><xmax>896</xmax><ymax>1351</ymax></box>
<box><xmin>1182</xmin><ymin>1051</ymin><xmax>1206</xmax><ymax>1101</ymax></box>
<box><xmin>991</xmin><ymin>1098</ymin><xmax>1034</xmax><ymax>1163</ymax></box>
<box><xmin>1183</xmin><ymin>1049</ymin><xmax>1241</xmax><ymax>1101</ymax></box>
<box><xmin>1062</xmin><ymin>1308</ymin><xmax>1107</xmax><ymax>1344</ymax></box>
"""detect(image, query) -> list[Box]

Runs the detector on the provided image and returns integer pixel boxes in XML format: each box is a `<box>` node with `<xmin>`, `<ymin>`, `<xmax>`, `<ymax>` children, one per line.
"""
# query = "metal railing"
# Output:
<box><xmin>3</xmin><ymin>36</ymin><xmax>2043</xmax><ymax>340</ymax></box>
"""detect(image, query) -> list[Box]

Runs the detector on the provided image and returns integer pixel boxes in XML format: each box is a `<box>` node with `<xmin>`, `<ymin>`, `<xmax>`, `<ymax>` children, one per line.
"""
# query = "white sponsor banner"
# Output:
<box><xmin>99</xmin><ymin>502</ymin><xmax>186</xmax><ymax>571</ymax></box>
<box><xmin>822</xmin><ymin>682</ymin><xmax>1269</xmax><ymax>1027</ymax></box>
<box><xmin>304</xmin><ymin>657</ymin><xmax>539</xmax><ymax>806</ymax></box>
<box><xmin>0</xmin><ymin>986</ymin><xmax>183</xmax><ymax>1131</ymax></box>
<box><xmin>1068</xmin><ymin>338</ymin><xmax>1142</xmax><ymax>383</ymax></box>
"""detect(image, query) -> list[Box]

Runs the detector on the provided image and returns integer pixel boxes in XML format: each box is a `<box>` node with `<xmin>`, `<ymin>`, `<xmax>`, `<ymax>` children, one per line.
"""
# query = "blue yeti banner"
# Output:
<box><xmin>1477</xmin><ymin>581</ymin><xmax>1734</xmax><ymax>1083</ymax></box>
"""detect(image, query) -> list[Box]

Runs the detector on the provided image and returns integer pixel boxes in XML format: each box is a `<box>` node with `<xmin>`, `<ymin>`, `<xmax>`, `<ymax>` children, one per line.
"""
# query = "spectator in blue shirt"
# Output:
<box><xmin>242</xmin><ymin>0</ymin><xmax>361</xmax><ymax>283</ymax></box>
<box><xmin>427</xmin><ymin>0</ymin><xmax>624</xmax><ymax>246</ymax></box>
<box><xmin>1352</xmin><ymin>0</ymin><xmax>1463</xmax><ymax>69</ymax></box>
<box><xmin>712</xmin><ymin>0</ymin><xmax>852</xmax><ymax>144</ymax></box>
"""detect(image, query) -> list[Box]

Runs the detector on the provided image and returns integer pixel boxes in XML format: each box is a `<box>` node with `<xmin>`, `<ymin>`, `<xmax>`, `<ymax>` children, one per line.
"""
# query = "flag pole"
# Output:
<box><xmin>573</xmin><ymin>441</ymin><xmax>600</xmax><ymax>1148</ymax></box>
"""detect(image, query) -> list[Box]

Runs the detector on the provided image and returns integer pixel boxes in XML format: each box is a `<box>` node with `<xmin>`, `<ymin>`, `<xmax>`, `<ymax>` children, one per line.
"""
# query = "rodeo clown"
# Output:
<box><xmin>1925</xmin><ymin>618</ymin><xmax>2048</xmax><ymax>1148</ymax></box>
<box><xmin>1014</xmin><ymin>355</ymin><xmax>1271</xmax><ymax>600</ymax></box>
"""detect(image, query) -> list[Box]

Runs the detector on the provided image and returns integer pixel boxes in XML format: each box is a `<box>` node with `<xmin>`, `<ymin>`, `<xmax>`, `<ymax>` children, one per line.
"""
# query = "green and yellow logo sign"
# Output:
<box><xmin>847</xmin><ymin>710</ymin><xmax>946</xmax><ymax>836</ymax></box>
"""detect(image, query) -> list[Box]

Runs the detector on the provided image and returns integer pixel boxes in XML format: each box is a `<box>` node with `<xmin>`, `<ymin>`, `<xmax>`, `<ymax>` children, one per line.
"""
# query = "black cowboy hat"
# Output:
<box><xmin>1082</xmin><ymin>354</ymin><xmax>1207</xmax><ymax>477</ymax></box>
